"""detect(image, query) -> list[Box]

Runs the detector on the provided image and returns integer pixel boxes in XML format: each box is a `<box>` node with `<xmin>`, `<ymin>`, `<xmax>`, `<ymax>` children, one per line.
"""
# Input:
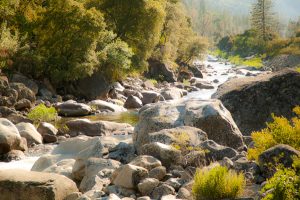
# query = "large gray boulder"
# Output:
<box><xmin>141</xmin><ymin>91</ymin><xmax>160</xmax><ymax>105</ymax></box>
<box><xmin>146</xmin><ymin>59</ymin><xmax>177</xmax><ymax>82</ymax></box>
<box><xmin>213</xmin><ymin>69</ymin><xmax>300</xmax><ymax>135</ymax></box>
<box><xmin>134</xmin><ymin>99</ymin><xmax>243</xmax><ymax>151</ymax></box>
<box><xmin>66</xmin><ymin>119</ymin><xmax>133</xmax><ymax>137</ymax></box>
<box><xmin>56</xmin><ymin>101</ymin><xmax>91</xmax><ymax>117</ymax></box>
<box><xmin>200</xmin><ymin>140</ymin><xmax>238</xmax><ymax>161</ymax></box>
<box><xmin>0</xmin><ymin>118</ymin><xmax>24</xmax><ymax>155</ymax></box>
<box><xmin>0</xmin><ymin>170</ymin><xmax>78</xmax><ymax>200</ymax></box>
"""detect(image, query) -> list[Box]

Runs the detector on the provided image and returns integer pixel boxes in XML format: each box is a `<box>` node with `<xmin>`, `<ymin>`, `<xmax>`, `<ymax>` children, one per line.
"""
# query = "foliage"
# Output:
<box><xmin>192</xmin><ymin>166</ymin><xmax>245</xmax><ymax>200</ymax></box>
<box><xmin>248</xmin><ymin>107</ymin><xmax>300</xmax><ymax>161</ymax></box>
<box><xmin>261</xmin><ymin>157</ymin><xmax>300</xmax><ymax>200</ymax></box>
<box><xmin>28</xmin><ymin>104</ymin><xmax>58</xmax><ymax>125</ymax></box>
<box><xmin>178</xmin><ymin>36</ymin><xmax>208</xmax><ymax>63</ymax></box>
<box><xmin>0</xmin><ymin>22</ymin><xmax>19</xmax><ymax>69</ymax></box>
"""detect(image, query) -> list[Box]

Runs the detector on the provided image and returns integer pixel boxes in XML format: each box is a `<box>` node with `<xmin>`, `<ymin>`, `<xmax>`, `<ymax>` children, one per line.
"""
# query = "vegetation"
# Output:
<box><xmin>248</xmin><ymin>107</ymin><xmax>300</xmax><ymax>161</ymax></box>
<box><xmin>28</xmin><ymin>104</ymin><xmax>58</xmax><ymax>125</ymax></box>
<box><xmin>261</xmin><ymin>157</ymin><xmax>300</xmax><ymax>200</ymax></box>
<box><xmin>192</xmin><ymin>165</ymin><xmax>245</xmax><ymax>200</ymax></box>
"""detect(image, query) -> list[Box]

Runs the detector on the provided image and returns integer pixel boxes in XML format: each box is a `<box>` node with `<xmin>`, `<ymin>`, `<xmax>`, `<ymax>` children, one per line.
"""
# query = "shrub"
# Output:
<box><xmin>248</xmin><ymin>107</ymin><xmax>300</xmax><ymax>161</ymax></box>
<box><xmin>192</xmin><ymin>166</ymin><xmax>245</xmax><ymax>200</ymax></box>
<box><xmin>28</xmin><ymin>104</ymin><xmax>58</xmax><ymax>125</ymax></box>
<box><xmin>261</xmin><ymin>158</ymin><xmax>300</xmax><ymax>200</ymax></box>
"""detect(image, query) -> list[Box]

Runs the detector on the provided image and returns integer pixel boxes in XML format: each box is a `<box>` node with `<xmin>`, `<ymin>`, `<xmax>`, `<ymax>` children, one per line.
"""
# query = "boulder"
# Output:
<box><xmin>177</xmin><ymin>70</ymin><xmax>193</xmax><ymax>82</ymax></box>
<box><xmin>151</xmin><ymin>184</ymin><xmax>176</xmax><ymax>200</ymax></box>
<box><xmin>56</xmin><ymin>101</ymin><xmax>91</xmax><ymax>117</ymax></box>
<box><xmin>0</xmin><ymin>76</ymin><xmax>18</xmax><ymax>107</ymax></box>
<box><xmin>37</xmin><ymin>122</ymin><xmax>58</xmax><ymax>136</ymax></box>
<box><xmin>88</xmin><ymin>100</ymin><xmax>126</xmax><ymax>112</ymax></box>
<box><xmin>138</xmin><ymin>178</ymin><xmax>160</xmax><ymax>195</ymax></box>
<box><xmin>124</xmin><ymin>95</ymin><xmax>143</xmax><ymax>109</ymax></box>
<box><xmin>10</xmin><ymin>73</ymin><xmax>39</xmax><ymax>95</ymax></box>
<box><xmin>258</xmin><ymin>144</ymin><xmax>300</xmax><ymax>178</ymax></box>
<box><xmin>160</xmin><ymin>88</ymin><xmax>183</xmax><ymax>100</ymax></box>
<box><xmin>2</xmin><ymin>149</ymin><xmax>25</xmax><ymax>162</ymax></box>
<box><xmin>111</xmin><ymin>164</ymin><xmax>148</xmax><ymax>189</ymax></box>
<box><xmin>108</xmin><ymin>142</ymin><xmax>136</xmax><ymax>164</ymax></box>
<box><xmin>213</xmin><ymin>69</ymin><xmax>300</xmax><ymax>135</ymax></box>
<box><xmin>141</xmin><ymin>91</ymin><xmax>160</xmax><ymax>105</ymax></box>
<box><xmin>134</xmin><ymin>99</ymin><xmax>244</xmax><ymax>151</ymax></box>
<box><xmin>66</xmin><ymin>119</ymin><xmax>133</xmax><ymax>137</ymax></box>
<box><xmin>129</xmin><ymin>155</ymin><xmax>162</xmax><ymax>171</ymax></box>
<box><xmin>0</xmin><ymin>118</ymin><xmax>24</xmax><ymax>154</ymax></box>
<box><xmin>16</xmin><ymin>122</ymin><xmax>43</xmax><ymax>145</ymax></box>
<box><xmin>149</xmin><ymin>166</ymin><xmax>167</xmax><ymax>181</ymax></box>
<box><xmin>10</xmin><ymin>82</ymin><xmax>36</xmax><ymax>103</ymax></box>
<box><xmin>264</xmin><ymin>54</ymin><xmax>300</xmax><ymax>71</ymax></box>
<box><xmin>146</xmin><ymin>59</ymin><xmax>177</xmax><ymax>82</ymax></box>
<box><xmin>0</xmin><ymin>170</ymin><xmax>78</xmax><ymax>200</ymax></box>
<box><xmin>200</xmin><ymin>140</ymin><xmax>238</xmax><ymax>161</ymax></box>
<box><xmin>14</xmin><ymin>99</ymin><xmax>32</xmax><ymax>110</ymax></box>
<box><xmin>140</xmin><ymin>142</ymin><xmax>182</xmax><ymax>168</ymax></box>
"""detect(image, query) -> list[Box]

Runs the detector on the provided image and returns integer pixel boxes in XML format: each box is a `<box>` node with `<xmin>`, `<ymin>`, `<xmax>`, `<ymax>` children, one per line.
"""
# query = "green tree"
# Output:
<box><xmin>250</xmin><ymin>0</ymin><xmax>276</xmax><ymax>42</ymax></box>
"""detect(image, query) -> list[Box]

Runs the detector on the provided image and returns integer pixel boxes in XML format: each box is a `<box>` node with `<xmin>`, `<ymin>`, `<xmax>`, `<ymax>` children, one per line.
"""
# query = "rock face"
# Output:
<box><xmin>146</xmin><ymin>59</ymin><xmax>177</xmax><ymax>82</ymax></box>
<box><xmin>213</xmin><ymin>69</ymin><xmax>300</xmax><ymax>135</ymax></box>
<box><xmin>56</xmin><ymin>101</ymin><xmax>92</xmax><ymax>117</ymax></box>
<box><xmin>134</xmin><ymin>99</ymin><xmax>243</xmax><ymax>150</ymax></box>
<box><xmin>66</xmin><ymin>119</ymin><xmax>133</xmax><ymax>137</ymax></box>
<box><xmin>258</xmin><ymin>144</ymin><xmax>300</xmax><ymax>178</ymax></box>
<box><xmin>0</xmin><ymin>170</ymin><xmax>78</xmax><ymax>200</ymax></box>
<box><xmin>0</xmin><ymin>118</ymin><xmax>24</xmax><ymax>154</ymax></box>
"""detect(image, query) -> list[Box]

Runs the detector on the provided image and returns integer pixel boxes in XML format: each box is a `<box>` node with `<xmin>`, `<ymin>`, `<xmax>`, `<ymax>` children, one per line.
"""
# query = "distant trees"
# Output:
<box><xmin>250</xmin><ymin>0</ymin><xmax>276</xmax><ymax>42</ymax></box>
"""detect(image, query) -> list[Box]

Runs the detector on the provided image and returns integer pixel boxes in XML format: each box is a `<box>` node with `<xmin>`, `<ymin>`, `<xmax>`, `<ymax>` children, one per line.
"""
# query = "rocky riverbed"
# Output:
<box><xmin>1</xmin><ymin>55</ymin><xmax>300</xmax><ymax>200</ymax></box>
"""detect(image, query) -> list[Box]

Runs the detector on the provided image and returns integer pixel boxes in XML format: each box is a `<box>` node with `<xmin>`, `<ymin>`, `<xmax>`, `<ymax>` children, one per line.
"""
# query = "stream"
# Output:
<box><xmin>0</xmin><ymin>55</ymin><xmax>263</xmax><ymax>171</ymax></box>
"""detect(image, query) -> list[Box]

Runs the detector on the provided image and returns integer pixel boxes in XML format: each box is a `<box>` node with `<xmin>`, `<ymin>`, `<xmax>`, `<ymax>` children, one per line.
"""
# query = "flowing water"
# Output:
<box><xmin>0</xmin><ymin>55</ymin><xmax>263</xmax><ymax>171</ymax></box>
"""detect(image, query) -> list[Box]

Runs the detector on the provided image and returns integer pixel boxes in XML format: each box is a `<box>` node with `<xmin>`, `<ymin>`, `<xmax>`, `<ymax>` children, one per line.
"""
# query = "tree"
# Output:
<box><xmin>251</xmin><ymin>0</ymin><xmax>276</xmax><ymax>42</ymax></box>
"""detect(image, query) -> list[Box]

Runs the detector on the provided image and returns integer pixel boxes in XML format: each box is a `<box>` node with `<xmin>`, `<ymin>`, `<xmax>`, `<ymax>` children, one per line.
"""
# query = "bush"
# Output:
<box><xmin>248</xmin><ymin>107</ymin><xmax>300</xmax><ymax>161</ymax></box>
<box><xmin>192</xmin><ymin>166</ymin><xmax>245</xmax><ymax>200</ymax></box>
<box><xmin>261</xmin><ymin>159</ymin><xmax>300</xmax><ymax>200</ymax></box>
<box><xmin>28</xmin><ymin>104</ymin><xmax>58</xmax><ymax>125</ymax></box>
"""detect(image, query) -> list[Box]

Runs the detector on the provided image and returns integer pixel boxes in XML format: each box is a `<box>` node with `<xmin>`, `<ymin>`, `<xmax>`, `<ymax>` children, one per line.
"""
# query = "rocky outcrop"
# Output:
<box><xmin>213</xmin><ymin>69</ymin><xmax>300</xmax><ymax>135</ymax></box>
<box><xmin>146</xmin><ymin>59</ymin><xmax>177</xmax><ymax>82</ymax></box>
<box><xmin>264</xmin><ymin>54</ymin><xmax>300</xmax><ymax>71</ymax></box>
<box><xmin>134</xmin><ymin>99</ymin><xmax>244</xmax><ymax>151</ymax></box>
<box><xmin>0</xmin><ymin>170</ymin><xmax>78</xmax><ymax>200</ymax></box>
<box><xmin>66</xmin><ymin>119</ymin><xmax>133</xmax><ymax>137</ymax></box>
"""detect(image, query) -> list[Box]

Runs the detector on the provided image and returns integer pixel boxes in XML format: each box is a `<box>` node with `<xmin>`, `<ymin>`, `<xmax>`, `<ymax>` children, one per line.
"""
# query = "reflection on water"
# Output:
<box><xmin>59</xmin><ymin>110</ymin><xmax>139</xmax><ymax>126</ymax></box>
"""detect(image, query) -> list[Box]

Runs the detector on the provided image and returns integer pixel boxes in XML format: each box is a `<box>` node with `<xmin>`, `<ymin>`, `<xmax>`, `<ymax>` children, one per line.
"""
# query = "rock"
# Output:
<box><xmin>264</xmin><ymin>54</ymin><xmax>300</xmax><ymax>71</ymax></box>
<box><xmin>2</xmin><ymin>149</ymin><xmax>25</xmax><ymax>162</ymax></box>
<box><xmin>140</xmin><ymin>142</ymin><xmax>182</xmax><ymax>168</ymax></box>
<box><xmin>177</xmin><ymin>187</ymin><xmax>191</xmax><ymax>199</ymax></box>
<box><xmin>160</xmin><ymin>88</ymin><xmax>183</xmax><ymax>100</ymax></box>
<box><xmin>108</xmin><ymin>142</ymin><xmax>136</xmax><ymax>164</ymax></box>
<box><xmin>37</xmin><ymin>122</ymin><xmax>58</xmax><ymax>136</ymax></box>
<box><xmin>0</xmin><ymin>118</ymin><xmax>24</xmax><ymax>155</ymax></box>
<box><xmin>137</xmin><ymin>197</ymin><xmax>151</xmax><ymax>200</ymax></box>
<box><xmin>16</xmin><ymin>122</ymin><xmax>42</xmax><ymax>145</ymax></box>
<box><xmin>10</xmin><ymin>73</ymin><xmax>39</xmax><ymax>95</ymax></box>
<box><xmin>10</xmin><ymin>82</ymin><xmax>36</xmax><ymax>103</ymax></box>
<box><xmin>151</xmin><ymin>184</ymin><xmax>176</xmax><ymax>200</ymax></box>
<box><xmin>138</xmin><ymin>178</ymin><xmax>160</xmax><ymax>195</ymax></box>
<box><xmin>111</xmin><ymin>164</ymin><xmax>148</xmax><ymax>189</ymax></box>
<box><xmin>213</xmin><ymin>69</ymin><xmax>300</xmax><ymax>135</ymax></box>
<box><xmin>165</xmin><ymin>178</ymin><xmax>184</xmax><ymax>190</ymax></box>
<box><xmin>43</xmin><ymin>134</ymin><xmax>58</xmax><ymax>143</ymax></box>
<box><xmin>108</xmin><ymin>194</ymin><xmax>122</xmax><ymax>200</ymax></box>
<box><xmin>89</xmin><ymin>100</ymin><xmax>126</xmax><ymax>112</ymax></box>
<box><xmin>56</xmin><ymin>101</ymin><xmax>91</xmax><ymax>117</ymax></box>
<box><xmin>149</xmin><ymin>166</ymin><xmax>167</xmax><ymax>181</ymax></box>
<box><xmin>65</xmin><ymin>192</ymin><xmax>83</xmax><ymax>200</ymax></box>
<box><xmin>42</xmin><ymin>159</ymin><xmax>76</xmax><ymax>179</ymax></box>
<box><xmin>135</xmin><ymin>126</ymin><xmax>208</xmax><ymax>152</ymax></box>
<box><xmin>141</xmin><ymin>91</ymin><xmax>160</xmax><ymax>105</ymax></box>
<box><xmin>177</xmin><ymin>70</ymin><xmax>193</xmax><ymax>82</ymax></box>
<box><xmin>134</xmin><ymin>99</ymin><xmax>243</xmax><ymax>151</ymax></box>
<box><xmin>14</xmin><ymin>99</ymin><xmax>32</xmax><ymax>110</ymax></box>
<box><xmin>258</xmin><ymin>144</ymin><xmax>300</xmax><ymax>178</ymax></box>
<box><xmin>66</xmin><ymin>119</ymin><xmax>133</xmax><ymax>137</ymax></box>
<box><xmin>147</xmin><ymin>59</ymin><xmax>177</xmax><ymax>82</ymax></box>
<box><xmin>200</xmin><ymin>140</ymin><xmax>238</xmax><ymax>161</ymax></box>
<box><xmin>193</xmin><ymin>80</ymin><xmax>214</xmax><ymax>89</ymax></box>
<box><xmin>183</xmin><ymin>150</ymin><xmax>206</xmax><ymax>168</ymax></box>
<box><xmin>0</xmin><ymin>169</ymin><xmax>78</xmax><ymax>200</ymax></box>
<box><xmin>189</xmin><ymin>65</ymin><xmax>203</xmax><ymax>78</ymax></box>
<box><xmin>123</xmin><ymin>89</ymin><xmax>143</xmax><ymax>99</ymax></box>
<box><xmin>129</xmin><ymin>155</ymin><xmax>162</xmax><ymax>171</ymax></box>
<box><xmin>124</xmin><ymin>95</ymin><xmax>143</xmax><ymax>109</ymax></box>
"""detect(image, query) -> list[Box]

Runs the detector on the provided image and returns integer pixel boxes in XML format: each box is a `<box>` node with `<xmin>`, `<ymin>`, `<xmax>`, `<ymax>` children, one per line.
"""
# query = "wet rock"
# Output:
<box><xmin>16</xmin><ymin>122</ymin><xmax>42</xmax><ymax>145</ymax></box>
<box><xmin>134</xmin><ymin>99</ymin><xmax>243</xmax><ymax>151</ymax></box>
<box><xmin>56</xmin><ymin>101</ymin><xmax>92</xmax><ymax>117</ymax></box>
<box><xmin>138</xmin><ymin>178</ymin><xmax>160</xmax><ymax>195</ymax></box>
<box><xmin>200</xmin><ymin>140</ymin><xmax>238</xmax><ymax>161</ymax></box>
<box><xmin>258</xmin><ymin>144</ymin><xmax>300</xmax><ymax>178</ymax></box>
<box><xmin>140</xmin><ymin>142</ymin><xmax>182</xmax><ymax>168</ymax></box>
<box><xmin>0</xmin><ymin>118</ymin><xmax>24</xmax><ymax>155</ymax></box>
<box><xmin>124</xmin><ymin>95</ymin><xmax>143</xmax><ymax>109</ymax></box>
<box><xmin>0</xmin><ymin>170</ymin><xmax>78</xmax><ymax>200</ymax></box>
<box><xmin>89</xmin><ymin>100</ymin><xmax>126</xmax><ymax>113</ymax></box>
<box><xmin>111</xmin><ymin>164</ymin><xmax>148</xmax><ymax>189</ymax></box>
<box><xmin>213</xmin><ymin>69</ymin><xmax>300</xmax><ymax>135</ymax></box>
<box><xmin>66</xmin><ymin>119</ymin><xmax>133</xmax><ymax>137</ymax></box>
